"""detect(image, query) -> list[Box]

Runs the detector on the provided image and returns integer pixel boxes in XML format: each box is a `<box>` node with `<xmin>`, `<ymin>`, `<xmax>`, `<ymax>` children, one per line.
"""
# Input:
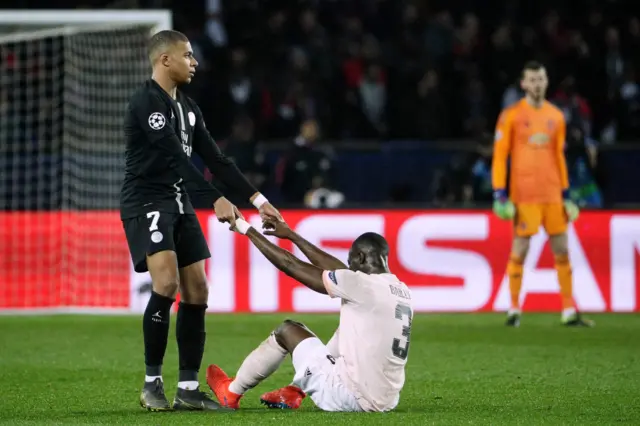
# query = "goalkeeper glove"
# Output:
<box><xmin>563</xmin><ymin>190</ymin><xmax>580</xmax><ymax>222</ymax></box>
<box><xmin>492</xmin><ymin>189</ymin><xmax>515</xmax><ymax>220</ymax></box>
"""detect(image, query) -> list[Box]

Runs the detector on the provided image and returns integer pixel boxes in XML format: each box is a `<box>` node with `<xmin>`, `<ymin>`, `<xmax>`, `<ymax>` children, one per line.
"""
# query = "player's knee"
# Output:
<box><xmin>153</xmin><ymin>278</ymin><xmax>179</xmax><ymax>298</ymax></box>
<box><xmin>274</xmin><ymin>319</ymin><xmax>304</xmax><ymax>344</ymax></box>
<box><xmin>512</xmin><ymin>237</ymin><xmax>531</xmax><ymax>258</ymax></box>
<box><xmin>180</xmin><ymin>279</ymin><xmax>208</xmax><ymax>305</ymax></box>
<box><xmin>282</xmin><ymin>318</ymin><xmax>306</xmax><ymax>329</ymax></box>
<box><xmin>550</xmin><ymin>235</ymin><xmax>569</xmax><ymax>256</ymax></box>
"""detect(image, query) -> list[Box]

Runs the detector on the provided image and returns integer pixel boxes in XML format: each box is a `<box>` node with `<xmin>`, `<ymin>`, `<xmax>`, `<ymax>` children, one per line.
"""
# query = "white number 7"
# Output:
<box><xmin>146</xmin><ymin>211</ymin><xmax>160</xmax><ymax>231</ymax></box>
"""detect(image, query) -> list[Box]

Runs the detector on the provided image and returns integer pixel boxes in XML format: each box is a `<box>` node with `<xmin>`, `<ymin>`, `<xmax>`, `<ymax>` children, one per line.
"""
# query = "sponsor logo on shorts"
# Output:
<box><xmin>151</xmin><ymin>231</ymin><xmax>163</xmax><ymax>243</ymax></box>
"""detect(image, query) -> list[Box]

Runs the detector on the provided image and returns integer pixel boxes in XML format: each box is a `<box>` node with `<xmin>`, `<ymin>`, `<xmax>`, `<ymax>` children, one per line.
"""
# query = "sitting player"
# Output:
<box><xmin>206</xmin><ymin>219</ymin><xmax>413</xmax><ymax>412</ymax></box>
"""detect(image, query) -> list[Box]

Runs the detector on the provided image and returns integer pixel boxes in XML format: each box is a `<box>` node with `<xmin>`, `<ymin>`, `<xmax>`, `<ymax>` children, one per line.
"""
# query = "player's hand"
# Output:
<box><xmin>233</xmin><ymin>205</ymin><xmax>245</xmax><ymax>221</ymax></box>
<box><xmin>493</xmin><ymin>199</ymin><xmax>515</xmax><ymax>220</ymax></box>
<box><xmin>259</xmin><ymin>202</ymin><xmax>284</xmax><ymax>222</ymax></box>
<box><xmin>262</xmin><ymin>218</ymin><xmax>294</xmax><ymax>240</ymax></box>
<box><xmin>213</xmin><ymin>197</ymin><xmax>239</xmax><ymax>228</ymax></box>
<box><xmin>492</xmin><ymin>190</ymin><xmax>515</xmax><ymax>220</ymax></box>
<box><xmin>564</xmin><ymin>200</ymin><xmax>580</xmax><ymax>222</ymax></box>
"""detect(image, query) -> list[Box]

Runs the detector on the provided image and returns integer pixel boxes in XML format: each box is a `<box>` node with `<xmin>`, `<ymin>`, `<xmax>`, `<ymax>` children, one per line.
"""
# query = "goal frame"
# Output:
<box><xmin>0</xmin><ymin>9</ymin><xmax>172</xmax><ymax>316</ymax></box>
<box><xmin>0</xmin><ymin>9</ymin><xmax>172</xmax><ymax>43</ymax></box>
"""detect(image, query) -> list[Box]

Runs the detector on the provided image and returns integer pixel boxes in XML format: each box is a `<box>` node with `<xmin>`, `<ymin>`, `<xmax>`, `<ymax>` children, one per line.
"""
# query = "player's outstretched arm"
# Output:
<box><xmin>233</xmin><ymin>219</ymin><xmax>328</xmax><ymax>295</ymax></box>
<box><xmin>263</xmin><ymin>219</ymin><xmax>347</xmax><ymax>270</ymax></box>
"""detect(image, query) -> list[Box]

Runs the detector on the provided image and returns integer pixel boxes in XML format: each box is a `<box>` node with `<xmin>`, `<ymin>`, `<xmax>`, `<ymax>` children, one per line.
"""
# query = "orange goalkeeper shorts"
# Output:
<box><xmin>514</xmin><ymin>203</ymin><xmax>568</xmax><ymax>237</ymax></box>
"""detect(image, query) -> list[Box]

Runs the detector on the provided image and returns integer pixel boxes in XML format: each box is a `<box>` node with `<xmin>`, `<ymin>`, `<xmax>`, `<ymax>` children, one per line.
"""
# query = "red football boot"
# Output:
<box><xmin>206</xmin><ymin>364</ymin><xmax>242</xmax><ymax>409</ymax></box>
<box><xmin>260</xmin><ymin>385</ymin><xmax>306</xmax><ymax>409</ymax></box>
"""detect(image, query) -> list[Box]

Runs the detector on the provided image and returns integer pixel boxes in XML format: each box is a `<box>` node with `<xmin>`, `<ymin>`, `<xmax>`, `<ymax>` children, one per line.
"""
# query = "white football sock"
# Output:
<box><xmin>562</xmin><ymin>307</ymin><xmax>576</xmax><ymax>320</ymax></box>
<box><xmin>177</xmin><ymin>381</ymin><xmax>199</xmax><ymax>390</ymax></box>
<box><xmin>228</xmin><ymin>333</ymin><xmax>287</xmax><ymax>395</ymax></box>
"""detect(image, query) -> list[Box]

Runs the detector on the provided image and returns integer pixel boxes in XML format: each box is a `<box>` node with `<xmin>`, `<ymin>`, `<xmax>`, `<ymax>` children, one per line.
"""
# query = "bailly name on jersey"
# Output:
<box><xmin>389</xmin><ymin>285</ymin><xmax>411</xmax><ymax>300</ymax></box>
<box><xmin>120</xmin><ymin>79</ymin><xmax>256</xmax><ymax>219</ymax></box>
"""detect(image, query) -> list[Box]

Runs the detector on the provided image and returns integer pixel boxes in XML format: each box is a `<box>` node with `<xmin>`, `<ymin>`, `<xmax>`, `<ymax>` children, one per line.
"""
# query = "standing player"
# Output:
<box><xmin>491</xmin><ymin>61</ymin><xmax>593</xmax><ymax>327</ymax></box>
<box><xmin>120</xmin><ymin>30</ymin><xmax>283</xmax><ymax>411</ymax></box>
<box><xmin>206</xmin><ymin>219</ymin><xmax>412</xmax><ymax>412</ymax></box>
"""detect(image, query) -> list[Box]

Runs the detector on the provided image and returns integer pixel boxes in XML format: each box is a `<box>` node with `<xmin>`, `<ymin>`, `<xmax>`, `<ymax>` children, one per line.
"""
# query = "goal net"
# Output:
<box><xmin>0</xmin><ymin>11</ymin><xmax>171</xmax><ymax>313</ymax></box>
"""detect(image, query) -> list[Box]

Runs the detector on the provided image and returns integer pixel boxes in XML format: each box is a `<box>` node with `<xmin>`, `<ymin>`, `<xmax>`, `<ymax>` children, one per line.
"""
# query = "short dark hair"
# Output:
<box><xmin>521</xmin><ymin>60</ymin><xmax>544</xmax><ymax>78</ymax></box>
<box><xmin>147</xmin><ymin>30</ymin><xmax>188</xmax><ymax>62</ymax></box>
<box><xmin>352</xmin><ymin>232</ymin><xmax>389</xmax><ymax>256</ymax></box>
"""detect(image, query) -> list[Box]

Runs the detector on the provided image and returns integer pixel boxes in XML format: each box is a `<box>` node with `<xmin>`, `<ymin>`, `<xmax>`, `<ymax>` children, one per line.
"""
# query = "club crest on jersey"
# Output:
<box><xmin>529</xmin><ymin>133</ymin><xmax>550</xmax><ymax>145</ymax></box>
<box><xmin>188</xmin><ymin>111</ymin><xmax>196</xmax><ymax>127</ymax></box>
<box><xmin>328</xmin><ymin>271</ymin><xmax>338</xmax><ymax>285</ymax></box>
<box><xmin>148</xmin><ymin>112</ymin><xmax>166</xmax><ymax>130</ymax></box>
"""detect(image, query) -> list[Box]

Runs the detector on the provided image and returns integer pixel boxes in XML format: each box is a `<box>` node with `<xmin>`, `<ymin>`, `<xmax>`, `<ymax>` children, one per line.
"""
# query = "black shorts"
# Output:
<box><xmin>122</xmin><ymin>212</ymin><xmax>211</xmax><ymax>273</ymax></box>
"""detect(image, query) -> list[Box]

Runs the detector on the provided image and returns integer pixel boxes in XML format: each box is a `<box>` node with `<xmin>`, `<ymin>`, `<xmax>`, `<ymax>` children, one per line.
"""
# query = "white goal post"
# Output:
<box><xmin>0</xmin><ymin>10</ymin><xmax>172</xmax><ymax>314</ymax></box>
<box><xmin>0</xmin><ymin>10</ymin><xmax>171</xmax><ymax>44</ymax></box>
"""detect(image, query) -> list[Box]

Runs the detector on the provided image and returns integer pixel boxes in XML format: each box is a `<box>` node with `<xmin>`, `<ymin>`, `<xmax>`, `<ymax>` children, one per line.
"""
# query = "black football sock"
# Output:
<box><xmin>143</xmin><ymin>291</ymin><xmax>174</xmax><ymax>380</ymax></box>
<box><xmin>176</xmin><ymin>301</ymin><xmax>207</xmax><ymax>388</ymax></box>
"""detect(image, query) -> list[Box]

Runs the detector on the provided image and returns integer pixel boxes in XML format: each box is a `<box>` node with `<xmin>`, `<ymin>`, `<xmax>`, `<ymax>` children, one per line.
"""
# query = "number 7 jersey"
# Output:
<box><xmin>322</xmin><ymin>269</ymin><xmax>413</xmax><ymax>412</ymax></box>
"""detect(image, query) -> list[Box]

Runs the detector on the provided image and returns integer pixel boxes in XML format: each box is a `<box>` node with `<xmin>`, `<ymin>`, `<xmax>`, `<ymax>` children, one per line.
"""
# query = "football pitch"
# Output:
<box><xmin>0</xmin><ymin>314</ymin><xmax>639</xmax><ymax>425</ymax></box>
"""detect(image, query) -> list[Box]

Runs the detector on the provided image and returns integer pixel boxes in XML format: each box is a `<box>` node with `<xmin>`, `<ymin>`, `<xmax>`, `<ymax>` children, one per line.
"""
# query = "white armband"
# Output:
<box><xmin>234</xmin><ymin>219</ymin><xmax>252</xmax><ymax>235</ymax></box>
<box><xmin>251</xmin><ymin>193</ymin><xmax>268</xmax><ymax>209</ymax></box>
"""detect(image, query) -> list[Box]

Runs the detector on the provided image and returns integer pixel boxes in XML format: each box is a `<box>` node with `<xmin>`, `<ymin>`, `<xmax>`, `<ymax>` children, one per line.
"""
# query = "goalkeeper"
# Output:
<box><xmin>491</xmin><ymin>61</ymin><xmax>593</xmax><ymax>328</ymax></box>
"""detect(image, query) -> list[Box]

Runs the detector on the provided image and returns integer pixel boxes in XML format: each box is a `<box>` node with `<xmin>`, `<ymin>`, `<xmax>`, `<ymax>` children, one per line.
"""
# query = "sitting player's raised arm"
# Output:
<box><xmin>491</xmin><ymin>109</ymin><xmax>514</xmax><ymax>193</ymax></box>
<box><xmin>233</xmin><ymin>219</ymin><xmax>328</xmax><ymax>295</ymax></box>
<box><xmin>263</xmin><ymin>219</ymin><xmax>347</xmax><ymax>270</ymax></box>
<box><xmin>134</xmin><ymin>92</ymin><xmax>223</xmax><ymax>202</ymax></box>
<box><xmin>191</xmin><ymin>105</ymin><xmax>259</xmax><ymax>203</ymax></box>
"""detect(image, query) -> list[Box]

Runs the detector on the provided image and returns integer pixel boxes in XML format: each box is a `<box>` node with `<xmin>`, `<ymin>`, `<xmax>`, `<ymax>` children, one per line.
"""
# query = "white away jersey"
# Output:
<box><xmin>322</xmin><ymin>269</ymin><xmax>413</xmax><ymax>412</ymax></box>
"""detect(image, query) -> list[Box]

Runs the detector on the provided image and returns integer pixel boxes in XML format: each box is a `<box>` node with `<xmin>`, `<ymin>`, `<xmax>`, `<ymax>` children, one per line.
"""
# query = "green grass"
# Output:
<box><xmin>0</xmin><ymin>314</ymin><xmax>639</xmax><ymax>425</ymax></box>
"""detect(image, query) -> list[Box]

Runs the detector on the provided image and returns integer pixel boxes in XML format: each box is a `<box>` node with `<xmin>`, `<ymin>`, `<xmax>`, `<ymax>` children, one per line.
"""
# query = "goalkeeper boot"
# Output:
<box><xmin>206</xmin><ymin>364</ymin><xmax>243</xmax><ymax>409</ymax></box>
<box><xmin>562</xmin><ymin>311</ymin><xmax>595</xmax><ymax>327</ymax></box>
<box><xmin>260</xmin><ymin>385</ymin><xmax>306</xmax><ymax>410</ymax></box>
<box><xmin>172</xmin><ymin>385</ymin><xmax>233</xmax><ymax>411</ymax></box>
<box><xmin>505</xmin><ymin>310</ymin><xmax>521</xmax><ymax>327</ymax></box>
<box><xmin>140</xmin><ymin>378</ymin><xmax>171</xmax><ymax>412</ymax></box>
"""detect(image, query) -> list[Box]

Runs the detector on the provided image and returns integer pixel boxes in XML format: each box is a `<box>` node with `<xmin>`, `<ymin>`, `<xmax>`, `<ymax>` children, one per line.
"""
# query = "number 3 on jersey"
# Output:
<box><xmin>392</xmin><ymin>303</ymin><xmax>412</xmax><ymax>360</ymax></box>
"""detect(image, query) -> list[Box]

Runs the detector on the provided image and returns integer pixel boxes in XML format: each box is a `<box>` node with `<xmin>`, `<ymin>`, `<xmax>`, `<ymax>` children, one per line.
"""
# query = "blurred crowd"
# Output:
<box><xmin>162</xmin><ymin>0</ymin><xmax>640</xmax><ymax>143</ymax></box>
<box><xmin>5</xmin><ymin>0</ymin><xmax>639</xmax><ymax>208</ymax></box>
<box><xmin>169</xmin><ymin>0</ymin><xmax>635</xmax><ymax>207</ymax></box>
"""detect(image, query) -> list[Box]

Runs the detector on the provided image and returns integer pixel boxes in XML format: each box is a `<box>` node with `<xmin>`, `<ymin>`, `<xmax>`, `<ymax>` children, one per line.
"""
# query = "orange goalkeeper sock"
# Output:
<box><xmin>507</xmin><ymin>254</ymin><xmax>524</xmax><ymax>310</ymax></box>
<box><xmin>555</xmin><ymin>254</ymin><xmax>575</xmax><ymax>310</ymax></box>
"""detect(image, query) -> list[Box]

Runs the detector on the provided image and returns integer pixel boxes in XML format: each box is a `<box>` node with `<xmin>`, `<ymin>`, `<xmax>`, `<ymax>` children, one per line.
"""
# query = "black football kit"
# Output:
<box><xmin>120</xmin><ymin>79</ymin><xmax>256</xmax><ymax>272</ymax></box>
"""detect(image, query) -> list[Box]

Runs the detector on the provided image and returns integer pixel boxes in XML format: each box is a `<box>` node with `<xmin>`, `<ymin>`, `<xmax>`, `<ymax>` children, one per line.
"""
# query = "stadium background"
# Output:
<box><xmin>0</xmin><ymin>0</ymin><xmax>639</xmax><ymax>313</ymax></box>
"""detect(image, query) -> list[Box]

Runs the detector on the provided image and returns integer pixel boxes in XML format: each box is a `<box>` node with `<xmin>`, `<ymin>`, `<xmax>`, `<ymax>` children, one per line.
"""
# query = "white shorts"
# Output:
<box><xmin>291</xmin><ymin>337</ymin><xmax>363</xmax><ymax>412</ymax></box>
